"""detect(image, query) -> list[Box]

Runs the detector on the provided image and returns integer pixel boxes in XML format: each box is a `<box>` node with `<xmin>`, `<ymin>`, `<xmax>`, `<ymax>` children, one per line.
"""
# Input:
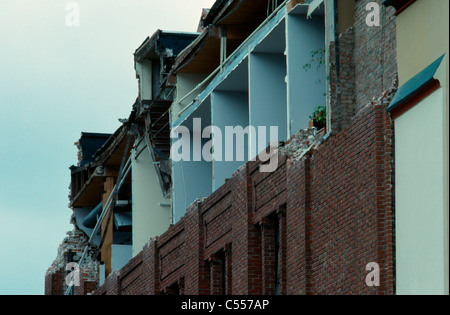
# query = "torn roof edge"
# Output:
<box><xmin>134</xmin><ymin>30</ymin><xmax>200</xmax><ymax>62</ymax></box>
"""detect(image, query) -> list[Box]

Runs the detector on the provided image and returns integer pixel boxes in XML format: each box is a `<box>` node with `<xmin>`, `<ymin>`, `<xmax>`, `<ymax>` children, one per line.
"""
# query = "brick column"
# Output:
<box><xmin>45</xmin><ymin>268</ymin><xmax>65</xmax><ymax>295</ymax></box>
<box><xmin>303</xmin><ymin>156</ymin><xmax>313</xmax><ymax>295</ymax></box>
<box><xmin>184</xmin><ymin>201</ymin><xmax>210</xmax><ymax>295</ymax></box>
<box><xmin>179</xmin><ymin>277</ymin><xmax>185</xmax><ymax>295</ymax></box>
<box><xmin>373</xmin><ymin>96</ymin><xmax>396</xmax><ymax>295</ymax></box>
<box><xmin>142</xmin><ymin>238</ymin><xmax>160</xmax><ymax>295</ymax></box>
<box><xmin>224</xmin><ymin>244</ymin><xmax>233</xmax><ymax>295</ymax></box>
<box><xmin>260</xmin><ymin>217</ymin><xmax>276</xmax><ymax>295</ymax></box>
<box><xmin>286</xmin><ymin>156</ymin><xmax>310</xmax><ymax>295</ymax></box>
<box><xmin>278</xmin><ymin>207</ymin><xmax>287</xmax><ymax>295</ymax></box>
<box><xmin>232</xmin><ymin>165</ymin><xmax>263</xmax><ymax>294</ymax></box>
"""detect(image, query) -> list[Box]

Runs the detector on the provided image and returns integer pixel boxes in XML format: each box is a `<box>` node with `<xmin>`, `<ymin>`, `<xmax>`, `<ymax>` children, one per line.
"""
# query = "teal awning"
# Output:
<box><xmin>388</xmin><ymin>54</ymin><xmax>445</xmax><ymax>113</ymax></box>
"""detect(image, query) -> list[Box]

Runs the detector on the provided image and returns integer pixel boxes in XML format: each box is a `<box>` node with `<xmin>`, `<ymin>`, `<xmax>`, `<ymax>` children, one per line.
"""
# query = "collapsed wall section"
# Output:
<box><xmin>88</xmin><ymin>88</ymin><xmax>395</xmax><ymax>295</ymax></box>
<box><xmin>45</xmin><ymin>225</ymin><xmax>99</xmax><ymax>295</ymax></box>
<box><xmin>328</xmin><ymin>0</ymin><xmax>397</xmax><ymax>133</ymax></box>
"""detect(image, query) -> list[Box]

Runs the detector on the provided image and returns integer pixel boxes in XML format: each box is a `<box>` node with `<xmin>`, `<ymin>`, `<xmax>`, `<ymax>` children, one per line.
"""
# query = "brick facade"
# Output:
<box><xmin>354</xmin><ymin>0</ymin><xmax>397</xmax><ymax>110</ymax></box>
<box><xmin>45</xmin><ymin>0</ymin><xmax>399</xmax><ymax>296</ymax></box>
<box><xmin>46</xmin><ymin>98</ymin><xmax>396</xmax><ymax>295</ymax></box>
<box><xmin>329</xmin><ymin>0</ymin><xmax>397</xmax><ymax>133</ymax></box>
<box><xmin>82</xmin><ymin>86</ymin><xmax>396</xmax><ymax>295</ymax></box>
<box><xmin>329</xmin><ymin>28</ymin><xmax>356</xmax><ymax>133</ymax></box>
<box><xmin>44</xmin><ymin>268</ymin><xmax>64</xmax><ymax>296</ymax></box>
<box><xmin>45</xmin><ymin>226</ymin><xmax>99</xmax><ymax>295</ymax></box>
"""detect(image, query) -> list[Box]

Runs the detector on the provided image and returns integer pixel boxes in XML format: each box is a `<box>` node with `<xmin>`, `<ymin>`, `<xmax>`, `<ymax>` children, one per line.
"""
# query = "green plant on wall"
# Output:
<box><xmin>303</xmin><ymin>48</ymin><xmax>326</xmax><ymax>72</ymax></box>
<box><xmin>309</xmin><ymin>105</ymin><xmax>326</xmax><ymax>130</ymax></box>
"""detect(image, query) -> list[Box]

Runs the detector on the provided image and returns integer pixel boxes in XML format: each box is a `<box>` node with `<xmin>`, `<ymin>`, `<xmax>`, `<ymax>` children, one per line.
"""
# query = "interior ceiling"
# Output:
<box><xmin>71</xmin><ymin>176</ymin><xmax>104</xmax><ymax>208</ymax></box>
<box><xmin>71</xmin><ymin>134</ymin><xmax>133</xmax><ymax>208</ymax></box>
<box><xmin>178</xmin><ymin>37</ymin><xmax>221</xmax><ymax>74</ymax></box>
<box><xmin>177</xmin><ymin>0</ymin><xmax>273</xmax><ymax>75</ymax></box>
<box><xmin>104</xmin><ymin>138</ymin><xmax>133</xmax><ymax>168</ymax></box>
<box><xmin>218</xmin><ymin>0</ymin><xmax>269</xmax><ymax>26</ymax></box>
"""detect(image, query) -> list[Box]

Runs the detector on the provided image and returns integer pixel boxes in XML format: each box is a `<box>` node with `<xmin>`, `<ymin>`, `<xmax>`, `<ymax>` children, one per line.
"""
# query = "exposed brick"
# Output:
<box><xmin>84</xmin><ymin>91</ymin><xmax>395</xmax><ymax>295</ymax></box>
<box><xmin>48</xmin><ymin>0</ymin><xmax>398</xmax><ymax>296</ymax></box>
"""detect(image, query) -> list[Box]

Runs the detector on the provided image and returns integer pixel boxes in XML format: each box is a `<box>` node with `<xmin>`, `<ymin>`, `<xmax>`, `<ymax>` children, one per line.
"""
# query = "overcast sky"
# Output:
<box><xmin>0</xmin><ymin>0</ymin><xmax>215</xmax><ymax>295</ymax></box>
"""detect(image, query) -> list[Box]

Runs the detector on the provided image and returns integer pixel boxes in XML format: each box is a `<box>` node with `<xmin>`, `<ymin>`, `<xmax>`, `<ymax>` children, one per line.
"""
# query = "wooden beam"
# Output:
<box><xmin>101</xmin><ymin>176</ymin><xmax>115</xmax><ymax>279</ymax></box>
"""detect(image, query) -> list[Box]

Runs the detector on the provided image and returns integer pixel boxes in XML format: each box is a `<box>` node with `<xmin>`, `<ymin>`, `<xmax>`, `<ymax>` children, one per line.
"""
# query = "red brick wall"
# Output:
<box><xmin>286</xmin><ymin>154</ymin><xmax>309</xmax><ymax>294</ymax></box>
<box><xmin>74</xmin><ymin>260</ymin><xmax>100</xmax><ymax>295</ymax></box>
<box><xmin>45</xmin><ymin>227</ymin><xmax>100</xmax><ymax>295</ymax></box>
<box><xmin>329</xmin><ymin>0</ymin><xmax>397</xmax><ymax>133</ymax></box>
<box><xmin>354</xmin><ymin>0</ymin><xmax>397</xmax><ymax>110</ymax></box>
<box><xmin>45</xmin><ymin>268</ymin><xmax>64</xmax><ymax>295</ymax></box>
<box><xmin>329</xmin><ymin>28</ymin><xmax>356</xmax><ymax>133</ymax></box>
<box><xmin>46</xmin><ymin>0</ymin><xmax>399</xmax><ymax>297</ymax></box>
<box><xmin>309</xmin><ymin>102</ymin><xmax>393</xmax><ymax>295</ymax></box>
<box><xmin>118</xmin><ymin>252</ymin><xmax>144</xmax><ymax>295</ymax></box>
<box><xmin>87</xmin><ymin>93</ymin><xmax>394</xmax><ymax>295</ymax></box>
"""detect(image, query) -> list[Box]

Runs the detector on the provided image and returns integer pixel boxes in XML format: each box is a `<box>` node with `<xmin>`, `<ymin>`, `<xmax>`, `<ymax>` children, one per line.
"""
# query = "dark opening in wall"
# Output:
<box><xmin>261</xmin><ymin>205</ymin><xmax>286</xmax><ymax>295</ymax></box>
<box><xmin>166</xmin><ymin>281</ymin><xmax>180</xmax><ymax>295</ymax></box>
<box><xmin>210</xmin><ymin>250</ymin><xmax>226</xmax><ymax>295</ymax></box>
<box><xmin>208</xmin><ymin>245</ymin><xmax>232</xmax><ymax>295</ymax></box>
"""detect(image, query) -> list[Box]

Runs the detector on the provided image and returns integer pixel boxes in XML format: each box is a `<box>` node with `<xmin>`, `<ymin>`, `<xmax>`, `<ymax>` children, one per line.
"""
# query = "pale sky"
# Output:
<box><xmin>0</xmin><ymin>0</ymin><xmax>215</xmax><ymax>295</ymax></box>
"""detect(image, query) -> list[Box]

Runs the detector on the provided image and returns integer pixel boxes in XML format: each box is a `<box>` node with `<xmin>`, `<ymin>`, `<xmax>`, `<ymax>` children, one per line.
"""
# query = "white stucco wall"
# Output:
<box><xmin>172</xmin><ymin>73</ymin><xmax>209</xmax><ymax>124</ymax></box>
<box><xmin>395</xmin><ymin>84</ymin><xmax>448</xmax><ymax>295</ymax></box>
<box><xmin>172</xmin><ymin>99</ymin><xmax>213</xmax><ymax>223</ymax></box>
<box><xmin>131</xmin><ymin>140</ymin><xmax>171</xmax><ymax>257</ymax></box>
<box><xmin>172</xmin><ymin>135</ymin><xmax>213</xmax><ymax>223</ymax></box>
<box><xmin>286</xmin><ymin>7</ymin><xmax>325</xmax><ymax>136</ymax></box>
<box><xmin>211</xmin><ymin>90</ymin><xmax>249</xmax><ymax>190</ymax></box>
<box><xmin>135</xmin><ymin>60</ymin><xmax>152</xmax><ymax>101</ymax></box>
<box><xmin>249</xmin><ymin>52</ymin><xmax>287</xmax><ymax>144</ymax></box>
<box><xmin>394</xmin><ymin>0</ymin><xmax>449</xmax><ymax>295</ymax></box>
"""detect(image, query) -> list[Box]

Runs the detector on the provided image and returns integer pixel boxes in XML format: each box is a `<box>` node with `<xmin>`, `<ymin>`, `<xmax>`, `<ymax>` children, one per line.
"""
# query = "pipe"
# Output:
<box><xmin>82</xmin><ymin>202</ymin><xmax>103</xmax><ymax>229</ymax></box>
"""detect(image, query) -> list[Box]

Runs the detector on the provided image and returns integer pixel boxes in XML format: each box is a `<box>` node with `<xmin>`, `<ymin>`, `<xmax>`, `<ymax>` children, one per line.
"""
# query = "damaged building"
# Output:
<box><xmin>45</xmin><ymin>0</ymin><xmax>449</xmax><ymax>295</ymax></box>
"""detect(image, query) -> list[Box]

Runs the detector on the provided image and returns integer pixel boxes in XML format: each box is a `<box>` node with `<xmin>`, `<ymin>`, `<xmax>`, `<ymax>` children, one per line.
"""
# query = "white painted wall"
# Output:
<box><xmin>249</xmin><ymin>52</ymin><xmax>287</xmax><ymax>147</ymax></box>
<box><xmin>395</xmin><ymin>85</ymin><xmax>449</xmax><ymax>295</ymax></box>
<box><xmin>172</xmin><ymin>99</ymin><xmax>212</xmax><ymax>222</ymax></box>
<box><xmin>172</xmin><ymin>135</ymin><xmax>213</xmax><ymax>223</ymax></box>
<box><xmin>172</xmin><ymin>73</ymin><xmax>209</xmax><ymax>124</ymax></box>
<box><xmin>135</xmin><ymin>60</ymin><xmax>152</xmax><ymax>101</ymax></box>
<box><xmin>211</xmin><ymin>90</ymin><xmax>249</xmax><ymax>190</ymax></box>
<box><xmin>394</xmin><ymin>0</ymin><xmax>449</xmax><ymax>295</ymax></box>
<box><xmin>286</xmin><ymin>11</ymin><xmax>325</xmax><ymax>135</ymax></box>
<box><xmin>131</xmin><ymin>139</ymin><xmax>171</xmax><ymax>256</ymax></box>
